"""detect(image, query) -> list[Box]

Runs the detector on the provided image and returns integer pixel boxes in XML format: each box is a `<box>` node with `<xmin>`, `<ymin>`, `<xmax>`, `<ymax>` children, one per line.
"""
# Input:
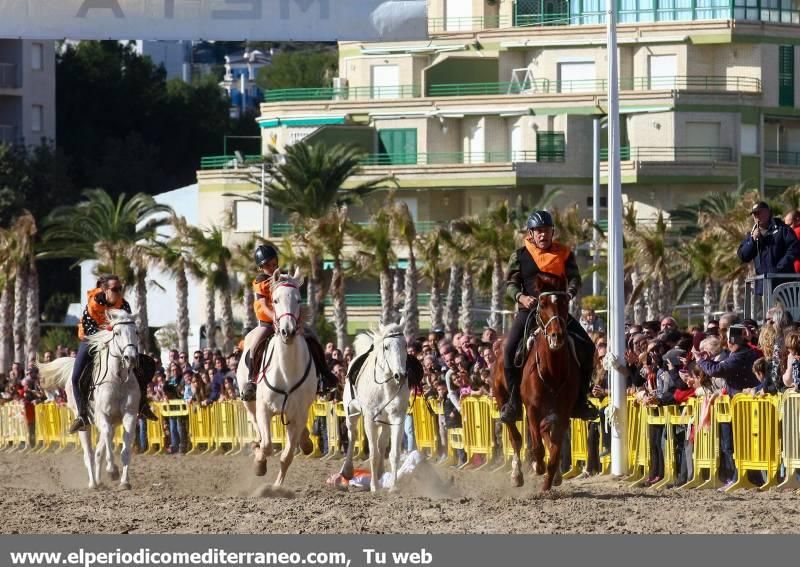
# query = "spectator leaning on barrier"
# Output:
<box><xmin>738</xmin><ymin>201</ymin><xmax>800</xmax><ymax>295</ymax></box>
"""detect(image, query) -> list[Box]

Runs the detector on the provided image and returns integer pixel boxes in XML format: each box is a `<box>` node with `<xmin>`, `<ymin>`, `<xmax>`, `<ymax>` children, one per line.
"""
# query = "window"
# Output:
<box><xmin>234</xmin><ymin>200</ymin><xmax>261</xmax><ymax>233</ymax></box>
<box><xmin>587</xmin><ymin>196</ymin><xmax>609</xmax><ymax>208</ymax></box>
<box><xmin>536</xmin><ymin>131</ymin><xmax>565</xmax><ymax>162</ymax></box>
<box><xmin>780</xmin><ymin>45</ymin><xmax>795</xmax><ymax>108</ymax></box>
<box><xmin>740</xmin><ymin>124</ymin><xmax>758</xmax><ymax>156</ymax></box>
<box><xmin>377</xmin><ymin>128</ymin><xmax>417</xmax><ymax>165</ymax></box>
<box><xmin>557</xmin><ymin>61</ymin><xmax>596</xmax><ymax>93</ymax></box>
<box><xmin>370</xmin><ymin>65</ymin><xmax>400</xmax><ymax>99</ymax></box>
<box><xmin>31</xmin><ymin>43</ymin><xmax>43</xmax><ymax>71</ymax></box>
<box><xmin>31</xmin><ymin>105</ymin><xmax>43</xmax><ymax>132</ymax></box>
<box><xmin>684</xmin><ymin>122</ymin><xmax>721</xmax><ymax>161</ymax></box>
<box><xmin>648</xmin><ymin>55</ymin><xmax>677</xmax><ymax>89</ymax></box>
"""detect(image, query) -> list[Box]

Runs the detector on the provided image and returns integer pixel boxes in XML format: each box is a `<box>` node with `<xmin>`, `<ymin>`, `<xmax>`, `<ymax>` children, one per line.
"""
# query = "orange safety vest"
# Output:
<box><xmin>523</xmin><ymin>238</ymin><xmax>571</xmax><ymax>278</ymax></box>
<box><xmin>252</xmin><ymin>277</ymin><xmax>274</xmax><ymax>323</ymax></box>
<box><xmin>77</xmin><ymin>288</ymin><xmax>125</xmax><ymax>340</ymax></box>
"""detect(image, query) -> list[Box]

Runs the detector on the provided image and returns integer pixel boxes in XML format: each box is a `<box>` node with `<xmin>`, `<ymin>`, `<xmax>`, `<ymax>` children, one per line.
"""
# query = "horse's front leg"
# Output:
<box><xmin>119</xmin><ymin>411</ymin><xmax>137</xmax><ymax>490</ymax></box>
<box><xmin>275</xmin><ymin>418</ymin><xmax>301</xmax><ymax>487</ymax></box>
<box><xmin>363</xmin><ymin>418</ymin><xmax>382</xmax><ymax>492</ymax></box>
<box><xmin>388</xmin><ymin>416</ymin><xmax>404</xmax><ymax>492</ymax></box>
<box><xmin>339</xmin><ymin>408</ymin><xmax>358</xmax><ymax>480</ymax></box>
<box><xmin>78</xmin><ymin>430</ymin><xmax>98</xmax><ymax>489</ymax></box>
<box><xmin>506</xmin><ymin>421</ymin><xmax>524</xmax><ymax>487</ymax></box>
<box><xmin>102</xmin><ymin>421</ymin><xmax>119</xmax><ymax>481</ymax></box>
<box><xmin>541</xmin><ymin>414</ymin><xmax>568</xmax><ymax>492</ymax></box>
<box><xmin>527</xmin><ymin>405</ymin><xmax>546</xmax><ymax>477</ymax></box>
<box><xmin>254</xmin><ymin>401</ymin><xmax>272</xmax><ymax>477</ymax></box>
<box><xmin>244</xmin><ymin>399</ymin><xmax>261</xmax><ymax>450</ymax></box>
<box><xmin>94</xmin><ymin>423</ymin><xmax>106</xmax><ymax>483</ymax></box>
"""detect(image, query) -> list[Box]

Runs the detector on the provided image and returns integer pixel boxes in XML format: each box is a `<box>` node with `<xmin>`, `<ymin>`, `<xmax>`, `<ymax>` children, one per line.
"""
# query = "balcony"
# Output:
<box><xmin>271</xmin><ymin>220</ymin><xmax>447</xmax><ymax>237</ymax></box>
<box><xmin>360</xmin><ymin>150</ymin><xmax>542</xmax><ymax>166</ymax></box>
<box><xmin>765</xmin><ymin>150</ymin><xmax>800</xmax><ymax>167</ymax></box>
<box><xmin>428</xmin><ymin>76</ymin><xmax>760</xmax><ymax>96</ymax></box>
<box><xmin>263</xmin><ymin>84</ymin><xmax>421</xmax><ymax>103</ymax></box>
<box><xmin>0</xmin><ymin>62</ymin><xmax>18</xmax><ymax>89</ymax></box>
<box><xmin>323</xmin><ymin>293</ymin><xmax>432</xmax><ymax>307</ymax></box>
<box><xmin>199</xmin><ymin>154</ymin><xmax>262</xmax><ymax>170</ymax></box>
<box><xmin>601</xmin><ymin>146</ymin><xmax>733</xmax><ymax>161</ymax></box>
<box><xmin>428</xmin><ymin>15</ymin><xmax>510</xmax><ymax>33</ymax></box>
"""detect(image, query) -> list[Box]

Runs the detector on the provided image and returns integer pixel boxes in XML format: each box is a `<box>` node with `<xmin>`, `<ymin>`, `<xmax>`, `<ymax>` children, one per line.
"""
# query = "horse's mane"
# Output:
<box><xmin>353</xmin><ymin>322</ymin><xmax>404</xmax><ymax>358</ymax></box>
<box><xmin>535</xmin><ymin>272</ymin><xmax>567</xmax><ymax>294</ymax></box>
<box><xmin>86</xmin><ymin>309</ymin><xmax>135</xmax><ymax>354</ymax></box>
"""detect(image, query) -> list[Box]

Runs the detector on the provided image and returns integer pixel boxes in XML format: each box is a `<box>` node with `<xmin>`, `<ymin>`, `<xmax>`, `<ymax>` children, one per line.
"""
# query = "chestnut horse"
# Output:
<box><xmin>494</xmin><ymin>272</ymin><xmax>580</xmax><ymax>491</ymax></box>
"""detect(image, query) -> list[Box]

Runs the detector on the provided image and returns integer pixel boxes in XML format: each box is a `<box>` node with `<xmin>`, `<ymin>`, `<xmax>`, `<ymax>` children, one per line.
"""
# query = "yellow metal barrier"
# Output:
<box><xmin>322</xmin><ymin>400</ymin><xmax>342</xmax><ymax>460</ymax></box>
<box><xmin>34</xmin><ymin>403</ymin><xmax>62</xmax><ymax>453</ymax></box>
<box><xmin>562</xmin><ymin>418</ymin><xmax>589</xmax><ymax>479</ymax></box>
<box><xmin>626</xmin><ymin>400</ymin><xmax>649</xmax><ymax>485</ymax></box>
<box><xmin>446</xmin><ymin>428</ymin><xmax>465</xmax><ymax>466</ymax></box>
<box><xmin>187</xmin><ymin>403</ymin><xmax>214</xmax><ymax>454</ymax></box>
<box><xmin>213</xmin><ymin>401</ymin><xmax>239</xmax><ymax>455</ymax></box>
<box><xmin>726</xmin><ymin>394</ymin><xmax>781</xmax><ymax>491</ymax></box>
<box><xmin>270</xmin><ymin>413</ymin><xmax>287</xmax><ymax>450</ymax></box>
<box><xmin>779</xmin><ymin>392</ymin><xmax>800</xmax><ymax>490</ymax></box>
<box><xmin>232</xmin><ymin>402</ymin><xmax>258</xmax><ymax>455</ymax></box>
<box><xmin>682</xmin><ymin>397</ymin><xmax>718</xmax><ymax>489</ymax></box>
<box><xmin>410</xmin><ymin>395</ymin><xmax>439</xmax><ymax>457</ymax></box>
<box><xmin>334</xmin><ymin>402</ymin><xmax>366</xmax><ymax>460</ymax></box>
<box><xmin>626</xmin><ymin>396</ymin><xmax>640</xmax><ymax>472</ymax></box>
<box><xmin>1</xmin><ymin>402</ymin><xmax>28</xmax><ymax>451</ymax></box>
<box><xmin>496</xmin><ymin>406</ymin><xmax>527</xmax><ymax>471</ymax></box>
<box><xmin>459</xmin><ymin>396</ymin><xmax>494</xmax><ymax>470</ymax></box>
<box><xmin>650</xmin><ymin>404</ymin><xmax>678</xmax><ymax>490</ymax></box>
<box><xmin>57</xmin><ymin>405</ymin><xmax>81</xmax><ymax>453</ymax></box>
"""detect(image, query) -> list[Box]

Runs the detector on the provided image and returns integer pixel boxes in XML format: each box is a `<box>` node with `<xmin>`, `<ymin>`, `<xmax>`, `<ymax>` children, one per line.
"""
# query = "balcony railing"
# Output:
<box><xmin>271</xmin><ymin>221</ymin><xmax>447</xmax><ymax>237</ymax></box>
<box><xmin>323</xmin><ymin>293</ymin><xmax>432</xmax><ymax>307</ymax></box>
<box><xmin>765</xmin><ymin>150</ymin><xmax>800</xmax><ymax>167</ymax></box>
<box><xmin>0</xmin><ymin>62</ymin><xmax>18</xmax><ymax>89</ymax></box>
<box><xmin>428</xmin><ymin>15</ymin><xmax>511</xmax><ymax>32</ymax></box>
<box><xmin>428</xmin><ymin>76</ymin><xmax>761</xmax><ymax>97</ymax></box>
<box><xmin>361</xmin><ymin>150</ymin><xmax>541</xmax><ymax>166</ymax></box>
<box><xmin>601</xmin><ymin>146</ymin><xmax>734</xmax><ymax>161</ymax></box>
<box><xmin>263</xmin><ymin>84</ymin><xmax>421</xmax><ymax>103</ymax></box>
<box><xmin>199</xmin><ymin>154</ymin><xmax>262</xmax><ymax>169</ymax></box>
<box><xmin>0</xmin><ymin>125</ymin><xmax>16</xmax><ymax>145</ymax></box>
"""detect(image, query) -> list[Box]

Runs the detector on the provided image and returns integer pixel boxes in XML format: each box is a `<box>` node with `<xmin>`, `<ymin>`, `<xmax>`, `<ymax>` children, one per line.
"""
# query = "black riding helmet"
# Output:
<box><xmin>526</xmin><ymin>210</ymin><xmax>554</xmax><ymax>230</ymax></box>
<box><xmin>254</xmin><ymin>244</ymin><xmax>279</xmax><ymax>267</ymax></box>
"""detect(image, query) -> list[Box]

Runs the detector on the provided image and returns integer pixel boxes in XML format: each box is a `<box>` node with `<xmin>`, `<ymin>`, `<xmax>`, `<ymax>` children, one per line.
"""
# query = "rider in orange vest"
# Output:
<box><xmin>240</xmin><ymin>245</ymin><xmax>337</xmax><ymax>401</ymax></box>
<box><xmin>500</xmin><ymin>211</ymin><xmax>600</xmax><ymax>424</ymax></box>
<box><xmin>68</xmin><ymin>275</ymin><xmax>158</xmax><ymax>433</ymax></box>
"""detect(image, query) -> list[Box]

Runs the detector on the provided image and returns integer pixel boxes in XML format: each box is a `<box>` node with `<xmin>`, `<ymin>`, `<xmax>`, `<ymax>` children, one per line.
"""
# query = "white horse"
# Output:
<box><xmin>340</xmin><ymin>322</ymin><xmax>409</xmax><ymax>492</ymax></box>
<box><xmin>239</xmin><ymin>268</ymin><xmax>317</xmax><ymax>486</ymax></box>
<box><xmin>38</xmin><ymin>309</ymin><xmax>140</xmax><ymax>490</ymax></box>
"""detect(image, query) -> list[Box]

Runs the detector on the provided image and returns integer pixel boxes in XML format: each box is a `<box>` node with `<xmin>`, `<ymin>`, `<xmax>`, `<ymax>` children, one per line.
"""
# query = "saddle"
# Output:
<box><xmin>244</xmin><ymin>332</ymin><xmax>273</xmax><ymax>380</ymax></box>
<box><xmin>346</xmin><ymin>347</ymin><xmax>423</xmax><ymax>389</ymax></box>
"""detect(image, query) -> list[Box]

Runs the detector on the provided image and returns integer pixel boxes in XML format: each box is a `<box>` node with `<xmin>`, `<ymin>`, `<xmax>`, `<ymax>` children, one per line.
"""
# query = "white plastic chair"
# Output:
<box><xmin>772</xmin><ymin>282</ymin><xmax>800</xmax><ymax>322</ymax></box>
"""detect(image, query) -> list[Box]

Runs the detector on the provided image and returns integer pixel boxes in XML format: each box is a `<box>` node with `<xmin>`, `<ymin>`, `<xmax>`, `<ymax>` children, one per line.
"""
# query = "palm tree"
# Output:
<box><xmin>391</xmin><ymin>201</ymin><xmax>419</xmax><ymax>341</ymax></box>
<box><xmin>0</xmin><ymin>227</ymin><xmax>16</xmax><ymax>370</ymax></box>
<box><xmin>418</xmin><ymin>226</ymin><xmax>449</xmax><ymax>332</ymax></box>
<box><xmin>151</xmin><ymin>214</ymin><xmax>201</xmax><ymax>354</ymax></box>
<box><xmin>41</xmin><ymin>189</ymin><xmax>172</xmax><ymax>351</ymax></box>
<box><xmin>444</xmin><ymin>259</ymin><xmax>462</xmax><ymax>335</ymax></box>
<box><xmin>442</xmin><ymin>229</ymin><xmax>474</xmax><ymax>334</ymax></box>
<box><xmin>249</xmin><ymin>143</ymin><xmax>392</xmax><ymax>328</ymax></box>
<box><xmin>676</xmin><ymin>235</ymin><xmax>722</xmax><ymax>328</ymax></box>
<box><xmin>352</xmin><ymin>207</ymin><xmax>396</xmax><ymax>325</ymax></box>
<box><xmin>316</xmin><ymin>205</ymin><xmax>352</xmax><ymax>350</ymax></box>
<box><xmin>452</xmin><ymin>202</ymin><xmax>517</xmax><ymax>332</ymax></box>
<box><xmin>187</xmin><ymin>225</ymin><xmax>234</xmax><ymax>353</ymax></box>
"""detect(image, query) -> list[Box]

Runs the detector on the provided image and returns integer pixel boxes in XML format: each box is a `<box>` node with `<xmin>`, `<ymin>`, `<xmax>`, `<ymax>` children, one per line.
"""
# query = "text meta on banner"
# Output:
<box><xmin>0</xmin><ymin>0</ymin><xmax>429</xmax><ymax>41</ymax></box>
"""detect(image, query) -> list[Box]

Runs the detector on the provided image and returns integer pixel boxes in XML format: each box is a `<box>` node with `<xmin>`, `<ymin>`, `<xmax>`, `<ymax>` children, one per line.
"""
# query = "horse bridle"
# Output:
<box><xmin>273</xmin><ymin>282</ymin><xmax>300</xmax><ymax>328</ymax></box>
<box><xmin>374</xmin><ymin>331</ymin><xmax>406</xmax><ymax>385</ymax></box>
<box><xmin>535</xmin><ymin>291</ymin><xmax>569</xmax><ymax>351</ymax></box>
<box><xmin>105</xmin><ymin>320</ymin><xmax>138</xmax><ymax>362</ymax></box>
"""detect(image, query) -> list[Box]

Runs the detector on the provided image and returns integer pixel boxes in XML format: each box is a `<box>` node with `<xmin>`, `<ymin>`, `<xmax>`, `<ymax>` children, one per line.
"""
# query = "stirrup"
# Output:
<box><xmin>499</xmin><ymin>401</ymin><xmax>522</xmax><ymax>424</ymax></box>
<box><xmin>68</xmin><ymin>416</ymin><xmax>89</xmax><ymax>434</ymax></box>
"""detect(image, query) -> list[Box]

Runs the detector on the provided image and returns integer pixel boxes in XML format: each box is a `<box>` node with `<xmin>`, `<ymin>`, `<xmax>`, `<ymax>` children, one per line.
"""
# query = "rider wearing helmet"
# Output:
<box><xmin>499</xmin><ymin>211</ymin><xmax>600</xmax><ymax>424</ymax></box>
<box><xmin>68</xmin><ymin>275</ymin><xmax>158</xmax><ymax>434</ymax></box>
<box><xmin>241</xmin><ymin>244</ymin><xmax>337</xmax><ymax>401</ymax></box>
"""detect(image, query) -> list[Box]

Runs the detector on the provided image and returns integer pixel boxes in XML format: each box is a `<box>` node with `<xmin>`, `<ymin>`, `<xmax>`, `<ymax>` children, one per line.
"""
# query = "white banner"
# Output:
<box><xmin>0</xmin><ymin>0</ymin><xmax>428</xmax><ymax>41</ymax></box>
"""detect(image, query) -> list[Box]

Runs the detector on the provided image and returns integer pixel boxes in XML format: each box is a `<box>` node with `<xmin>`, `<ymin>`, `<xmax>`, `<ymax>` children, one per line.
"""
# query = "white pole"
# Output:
<box><xmin>593</xmin><ymin>116</ymin><xmax>601</xmax><ymax>296</ymax></box>
<box><xmin>260</xmin><ymin>163</ymin><xmax>266</xmax><ymax>239</ymax></box>
<box><xmin>607</xmin><ymin>0</ymin><xmax>628</xmax><ymax>477</ymax></box>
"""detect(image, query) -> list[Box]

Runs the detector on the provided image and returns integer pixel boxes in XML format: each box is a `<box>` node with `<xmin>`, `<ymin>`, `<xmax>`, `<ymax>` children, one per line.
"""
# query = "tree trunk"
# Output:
<box><xmin>631</xmin><ymin>268</ymin><xmax>646</xmax><ymax>324</ymax></box>
<box><xmin>428</xmin><ymin>275</ymin><xmax>444</xmax><ymax>333</ymax></box>
<box><xmin>243</xmin><ymin>274</ymin><xmax>257</xmax><ymax>333</ymax></box>
<box><xmin>332</xmin><ymin>258</ymin><xmax>347</xmax><ymax>351</ymax></box>
<box><xmin>445</xmin><ymin>264</ymin><xmax>462</xmax><ymax>335</ymax></box>
<box><xmin>219</xmin><ymin>270</ymin><xmax>235</xmax><ymax>355</ymax></box>
<box><xmin>134</xmin><ymin>268</ymin><xmax>150</xmax><ymax>353</ymax></box>
<box><xmin>732</xmin><ymin>275</ymin><xmax>743</xmax><ymax>314</ymax></box>
<box><xmin>404</xmin><ymin>252</ymin><xmax>419</xmax><ymax>342</ymax></box>
<box><xmin>309</xmin><ymin>254</ymin><xmax>324</xmax><ymax>329</ymax></box>
<box><xmin>393</xmin><ymin>268</ymin><xmax>405</xmax><ymax>324</ymax></box>
<box><xmin>459</xmin><ymin>268</ymin><xmax>474</xmax><ymax>334</ymax></box>
<box><xmin>14</xmin><ymin>262</ymin><xmax>28</xmax><ymax>364</ymax></box>
<box><xmin>658</xmin><ymin>275</ymin><xmax>673</xmax><ymax>320</ymax></box>
<box><xmin>488</xmin><ymin>257</ymin><xmax>503</xmax><ymax>332</ymax></box>
<box><xmin>205</xmin><ymin>278</ymin><xmax>216</xmax><ymax>350</ymax></box>
<box><xmin>0</xmin><ymin>276</ymin><xmax>14</xmax><ymax>371</ymax></box>
<box><xmin>176</xmin><ymin>265</ymin><xmax>190</xmax><ymax>354</ymax></box>
<box><xmin>703</xmin><ymin>278</ymin><xmax>714</xmax><ymax>329</ymax></box>
<box><xmin>644</xmin><ymin>282</ymin><xmax>657</xmax><ymax>322</ymax></box>
<box><xmin>25</xmin><ymin>260</ymin><xmax>40</xmax><ymax>360</ymax></box>
<box><xmin>380</xmin><ymin>269</ymin><xmax>394</xmax><ymax>325</ymax></box>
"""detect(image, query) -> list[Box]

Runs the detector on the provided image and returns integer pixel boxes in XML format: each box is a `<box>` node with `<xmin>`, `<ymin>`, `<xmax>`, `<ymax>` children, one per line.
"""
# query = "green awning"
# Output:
<box><xmin>259</xmin><ymin>119</ymin><xmax>279</xmax><ymax>128</ymax></box>
<box><xmin>259</xmin><ymin>116</ymin><xmax>347</xmax><ymax>128</ymax></box>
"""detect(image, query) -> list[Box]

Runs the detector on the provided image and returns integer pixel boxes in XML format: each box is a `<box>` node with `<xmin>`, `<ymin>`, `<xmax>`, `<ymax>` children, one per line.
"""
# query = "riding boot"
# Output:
<box><xmin>134</xmin><ymin>356</ymin><xmax>158</xmax><ymax>422</ymax></box>
<box><xmin>500</xmin><ymin>365</ymin><xmax>523</xmax><ymax>424</ymax></box>
<box><xmin>305</xmin><ymin>335</ymin><xmax>338</xmax><ymax>391</ymax></box>
<box><xmin>570</xmin><ymin>338</ymin><xmax>600</xmax><ymax>421</ymax></box>
<box><xmin>68</xmin><ymin>368</ymin><xmax>93</xmax><ymax>434</ymax></box>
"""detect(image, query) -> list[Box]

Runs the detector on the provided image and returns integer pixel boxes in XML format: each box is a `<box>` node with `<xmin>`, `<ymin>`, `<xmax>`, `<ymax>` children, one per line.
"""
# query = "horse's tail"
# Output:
<box><xmin>38</xmin><ymin>358</ymin><xmax>74</xmax><ymax>391</ymax></box>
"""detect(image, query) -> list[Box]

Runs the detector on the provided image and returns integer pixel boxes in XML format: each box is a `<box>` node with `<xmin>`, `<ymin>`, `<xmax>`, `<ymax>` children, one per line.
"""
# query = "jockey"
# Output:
<box><xmin>240</xmin><ymin>244</ymin><xmax>337</xmax><ymax>402</ymax></box>
<box><xmin>499</xmin><ymin>210</ymin><xmax>600</xmax><ymax>424</ymax></box>
<box><xmin>68</xmin><ymin>275</ymin><xmax>158</xmax><ymax>434</ymax></box>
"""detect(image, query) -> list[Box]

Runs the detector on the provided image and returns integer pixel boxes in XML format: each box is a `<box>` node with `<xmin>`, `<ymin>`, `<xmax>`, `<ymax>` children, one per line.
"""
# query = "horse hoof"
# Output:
<box><xmin>254</xmin><ymin>460</ymin><xmax>267</xmax><ymax>477</ymax></box>
<box><xmin>340</xmin><ymin>462</ymin><xmax>354</xmax><ymax>480</ymax></box>
<box><xmin>250</xmin><ymin>441</ymin><xmax>259</xmax><ymax>452</ymax></box>
<box><xmin>511</xmin><ymin>474</ymin><xmax>524</xmax><ymax>488</ymax></box>
<box><xmin>88</xmin><ymin>483</ymin><xmax>99</xmax><ymax>490</ymax></box>
<box><xmin>300</xmin><ymin>432</ymin><xmax>313</xmax><ymax>455</ymax></box>
<box><xmin>553</xmin><ymin>473</ymin><xmax>563</xmax><ymax>487</ymax></box>
<box><xmin>120</xmin><ymin>482</ymin><xmax>131</xmax><ymax>491</ymax></box>
<box><xmin>109</xmin><ymin>470</ymin><xmax>120</xmax><ymax>481</ymax></box>
<box><xmin>534</xmin><ymin>463</ymin><xmax>546</xmax><ymax>476</ymax></box>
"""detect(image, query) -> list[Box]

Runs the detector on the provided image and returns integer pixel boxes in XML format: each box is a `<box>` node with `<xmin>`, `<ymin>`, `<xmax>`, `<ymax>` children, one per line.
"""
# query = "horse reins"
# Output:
<box><xmin>348</xmin><ymin>332</ymin><xmax>407</xmax><ymax>426</ymax></box>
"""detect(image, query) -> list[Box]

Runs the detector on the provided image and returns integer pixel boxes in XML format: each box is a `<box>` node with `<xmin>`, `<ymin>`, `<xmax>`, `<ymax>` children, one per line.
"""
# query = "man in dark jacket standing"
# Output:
<box><xmin>737</xmin><ymin>201</ymin><xmax>800</xmax><ymax>295</ymax></box>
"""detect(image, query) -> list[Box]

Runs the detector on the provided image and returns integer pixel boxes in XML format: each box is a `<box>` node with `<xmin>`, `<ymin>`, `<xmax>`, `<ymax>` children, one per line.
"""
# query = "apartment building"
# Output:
<box><xmin>0</xmin><ymin>39</ymin><xmax>56</xmax><ymax>146</ymax></box>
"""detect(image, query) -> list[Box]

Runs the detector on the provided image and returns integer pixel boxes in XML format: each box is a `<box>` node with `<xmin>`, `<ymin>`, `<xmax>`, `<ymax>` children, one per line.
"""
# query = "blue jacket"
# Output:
<box><xmin>737</xmin><ymin>218</ymin><xmax>800</xmax><ymax>293</ymax></box>
<box><xmin>697</xmin><ymin>347</ymin><xmax>760</xmax><ymax>395</ymax></box>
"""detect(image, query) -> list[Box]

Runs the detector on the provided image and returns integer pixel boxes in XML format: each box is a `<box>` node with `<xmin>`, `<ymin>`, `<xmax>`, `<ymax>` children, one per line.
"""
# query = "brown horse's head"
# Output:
<box><xmin>534</xmin><ymin>272</ymin><xmax>570</xmax><ymax>351</ymax></box>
